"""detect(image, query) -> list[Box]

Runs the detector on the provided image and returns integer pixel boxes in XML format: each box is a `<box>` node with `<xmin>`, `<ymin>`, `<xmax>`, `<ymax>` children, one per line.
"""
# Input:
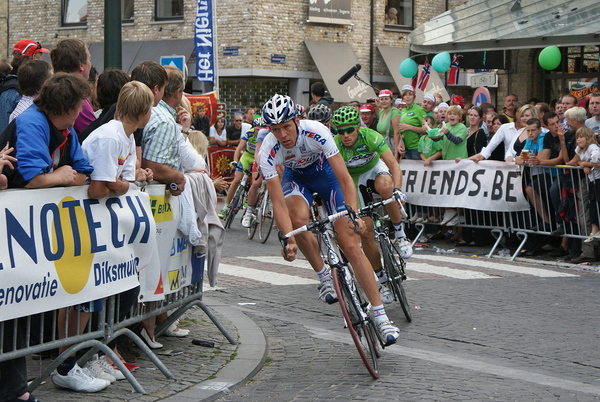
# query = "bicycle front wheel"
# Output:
<box><xmin>224</xmin><ymin>186</ymin><xmax>244</xmax><ymax>229</ymax></box>
<box><xmin>258</xmin><ymin>190</ymin><xmax>273</xmax><ymax>243</ymax></box>
<box><xmin>382</xmin><ymin>240</ymin><xmax>412</xmax><ymax>322</ymax></box>
<box><xmin>331</xmin><ymin>266</ymin><xmax>380</xmax><ymax>379</ymax></box>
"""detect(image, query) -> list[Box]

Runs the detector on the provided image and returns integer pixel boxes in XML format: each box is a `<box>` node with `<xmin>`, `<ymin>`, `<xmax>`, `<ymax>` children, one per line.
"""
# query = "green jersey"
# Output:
<box><xmin>334</xmin><ymin>127</ymin><xmax>390</xmax><ymax>176</ymax></box>
<box><xmin>399</xmin><ymin>103</ymin><xmax>426</xmax><ymax>150</ymax></box>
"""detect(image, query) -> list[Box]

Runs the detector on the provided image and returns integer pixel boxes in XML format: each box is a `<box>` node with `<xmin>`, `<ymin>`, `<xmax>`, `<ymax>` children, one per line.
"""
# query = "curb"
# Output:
<box><xmin>160</xmin><ymin>297</ymin><xmax>267</xmax><ymax>402</ymax></box>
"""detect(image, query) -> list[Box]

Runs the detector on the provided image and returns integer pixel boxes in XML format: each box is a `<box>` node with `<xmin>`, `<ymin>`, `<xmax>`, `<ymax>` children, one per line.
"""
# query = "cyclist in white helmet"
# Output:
<box><xmin>257</xmin><ymin>94</ymin><xmax>400</xmax><ymax>346</ymax></box>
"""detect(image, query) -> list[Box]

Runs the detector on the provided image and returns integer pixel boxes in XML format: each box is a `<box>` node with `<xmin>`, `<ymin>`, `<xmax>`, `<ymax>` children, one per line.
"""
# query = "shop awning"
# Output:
<box><xmin>304</xmin><ymin>41</ymin><xmax>377</xmax><ymax>103</ymax></box>
<box><xmin>88</xmin><ymin>39</ymin><xmax>194</xmax><ymax>74</ymax></box>
<box><xmin>377</xmin><ymin>46</ymin><xmax>449</xmax><ymax>101</ymax></box>
<box><xmin>408</xmin><ymin>0</ymin><xmax>600</xmax><ymax>53</ymax></box>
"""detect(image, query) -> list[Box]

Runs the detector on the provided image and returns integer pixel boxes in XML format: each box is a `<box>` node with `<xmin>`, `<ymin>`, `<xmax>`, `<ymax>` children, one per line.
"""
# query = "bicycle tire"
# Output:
<box><xmin>258</xmin><ymin>190</ymin><xmax>273</xmax><ymax>243</ymax></box>
<box><xmin>331</xmin><ymin>266</ymin><xmax>380</xmax><ymax>379</ymax></box>
<box><xmin>247</xmin><ymin>190</ymin><xmax>263</xmax><ymax>240</ymax></box>
<box><xmin>224</xmin><ymin>185</ymin><xmax>244</xmax><ymax>229</ymax></box>
<box><xmin>382</xmin><ymin>239</ymin><xmax>412</xmax><ymax>322</ymax></box>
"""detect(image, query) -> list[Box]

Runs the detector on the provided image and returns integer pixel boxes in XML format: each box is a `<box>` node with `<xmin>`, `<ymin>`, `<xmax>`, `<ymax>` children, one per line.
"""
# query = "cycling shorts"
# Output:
<box><xmin>235</xmin><ymin>152</ymin><xmax>255</xmax><ymax>173</ymax></box>
<box><xmin>282</xmin><ymin>162</ymin><xmax>346</xmax><ymax>215</ymax></box>
<box><xmin>355</xmin><ymin>159</ymin><xmax>391</xmax><ymax>208</ymax></box>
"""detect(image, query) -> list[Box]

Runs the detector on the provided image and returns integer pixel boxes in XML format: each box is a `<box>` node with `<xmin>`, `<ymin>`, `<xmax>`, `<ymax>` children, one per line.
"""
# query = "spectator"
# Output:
<box><xmin>436</xmin><ymin>102</ymin><xmax>449</xmax><ymax>125</ymax></box>
<box><xmin>359</xmin><ymin>103</ymin><xmax>378</xmax><ymax>130</ymax></box>
<box><xmin>535</xmin><ymin>102</ymin><xmax>550</xmax><ymax>126</ymax></box>
<box><xmin>310</xmin><ymin>82</ymin><xmax>333</xmax><ymax>107</ymax></box>
<box><xmin>585</xmin><ymin>91</ymin><xmax>600</xmax><ymax>132</ymax></box>
<box><xmin>243</xmin><ymin>107</ymin><xmax>255</xmax><ymax>125</ymax></box>
<box><xmin>560</xmin><ymin>94</ymin><xmax>578</xmax><ymax>131</ymax></box>
<box><xmin>0</xmin><ymin>59</ymin><xmax>11</xmax><ymax>80</ymax></box>
<box><xmin>226</xmin><ymin>113</ymin><xmax>244</xmax><ymax>147</ymax></box>
<box><xmin>375</xmin><ymin>89</ymin><xmax>402</xmax><ymax>159</ymax></box>
<box><xmin>192</xmin><ymin>103</ymin><xmax>210</xmax><ymax>136</ymax></box>
<box><xmin>209</xmin><ymin>117</ymin><xmax>227</xmax><ymax>146</ymax></box>
<box><xmin>502</xmin><ymin>93</ymin><xmax>518</xmax><ymax>122</ymax></box>
<box><xmin>50</xmin><ymin>38</ymin><xmax>95</xmax><ymax>135</ymax></box>
<box><xmin>505</xmin><ymin>104</ymin><xmax>540</xmax><ymax>162</ymax></box>
<box><xmin>0</xmin><ymin>39</ymin><xmax>49</xmax><ymax>132</ymax></box>
<box><xmin>421</xmin><ymin>94</ymin><xmax>436</xmax><ymax>117</ymax></box>
<box><xmin>398</xmin><ymin>85</ymin><xmax>426</xmax><ymax>160</ymax></box>
<box><xmin>8</xmin><ymin>59</ymin><xmax>52</xmax><ymax>123</ymax></box>
<box><xmin>385</xmin><ymin>7</ymin><xmax>398</xmax><ymax>24</ymax></box>
<box><xmin>419</xmin><ymin>115</ymin><xmax>442</xmax><ymax>167</ymax></box>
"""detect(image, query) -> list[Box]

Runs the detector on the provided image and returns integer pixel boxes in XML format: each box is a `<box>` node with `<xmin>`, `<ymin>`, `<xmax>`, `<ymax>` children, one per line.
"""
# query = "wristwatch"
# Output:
<box><xmin>181</xmin><ymin>129</ymin><xmax>191</xmax><ymax>135</ymax></box>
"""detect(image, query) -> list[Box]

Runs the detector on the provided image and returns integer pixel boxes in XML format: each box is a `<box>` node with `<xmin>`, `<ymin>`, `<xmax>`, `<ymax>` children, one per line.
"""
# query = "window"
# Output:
<box><xmin>384</xmin><ymin>0</ymin><xmax>413</xmax><ymax>30</ymax></box>
<box><xmin>155</xmin><ymin>0</ymin><xmax>184</xmax><ymax>20</ymax></box>
<box><xmin>122</xmin><ymin>0</ymin><xmax>134</xmax><ymax>22</ymax></box>
<box><xmin>62</xmin><ymin>0</ymin><xmax>88</xmax><ymax>26</ymax></box>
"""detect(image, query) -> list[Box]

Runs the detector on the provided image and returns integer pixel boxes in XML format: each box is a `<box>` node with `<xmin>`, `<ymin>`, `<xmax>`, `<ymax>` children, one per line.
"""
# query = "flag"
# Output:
<box><xmin>416</xmin><ymin>60</ymin><xmax>431</xmax><ymax>91</ymax></box>
<box><xmin>448</xmin><ymin>55</ymin><xmax>460</xmax><ymax>85</ymax></box>
<box><xmin>411</xmin><ymin>74</ymin><xmax>418</xmax><ymax>90</ymax></box>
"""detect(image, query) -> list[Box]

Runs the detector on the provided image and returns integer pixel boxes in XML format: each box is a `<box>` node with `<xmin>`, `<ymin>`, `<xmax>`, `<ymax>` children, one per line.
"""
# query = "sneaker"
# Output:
<box><xmin>165</xmin><ymin>322</ymin><xmax>190</xmax><ymax>337</ymax></box>
<box><xmin>96</xmin><ymin>355</ymin><xmax>126</xmax><ymax>381</ymax></box>
<box><xmin>318</xmin><ymin>275</ymin><xmax>338</xmax><ymax>304</ymax></box>
<box><xmin>241</xmin><ymin>212</ymin><xmax>253</xmax><ymax>228</ymax></box>
<box><xmin>83</xmin><ymin>356</ymin><xmax>116</xmax><ymax>383</ymax></box>
<box><xmin>218</xmin><ymin>205</ymin><xmax>229</xmax><ymax>219</ymax></box>
<box><xmin>379</xmin><ymin>282</ymin><xmax>393</xmax><ymax>304</ymax></box>
<box><xmin>377</xmin><ymin>320</ymin><xmax>400</xmax><ymax>346</ymax></box>
<box><xmin>51</xmin><ymin>364</ymin><xmax>111</xmax><ymax>392</ymax></box>
<box><xmin>396</xmin><ymin>238</ymin><xmax>413</xmax><ymax>259</ymax></box>
<box><xmin>440</xmin><ymin>209</ymin><xmax>457</xmax><ymax>225</ymax></box>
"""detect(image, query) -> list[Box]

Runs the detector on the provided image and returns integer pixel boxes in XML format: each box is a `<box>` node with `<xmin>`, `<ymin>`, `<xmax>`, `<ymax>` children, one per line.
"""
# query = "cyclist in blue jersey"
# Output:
<box><xmin>257</xmin><ymin>94</ymin><xmax>400</xmax><ymax>345</ymax></box>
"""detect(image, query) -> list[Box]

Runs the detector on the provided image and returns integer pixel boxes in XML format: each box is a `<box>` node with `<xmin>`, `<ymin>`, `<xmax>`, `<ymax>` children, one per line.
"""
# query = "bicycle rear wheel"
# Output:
<box><xmin>331</xmin><ymin>266</ymin><xmax>380</xmax><ymax>379</ymax></box>
<box><xmin>258</xmin><ymin>190</ymin><xmax>273</xmax><ymax>243</ymax></box>
<box><xmin>382</xmin><ymin>240</ymin><xmax>412</xmax><ymax>322</ymax></box>
<box><xmin>247</xmin><ymin>191</ymin><xmax>263</xmax><ymax>240</ymax></box>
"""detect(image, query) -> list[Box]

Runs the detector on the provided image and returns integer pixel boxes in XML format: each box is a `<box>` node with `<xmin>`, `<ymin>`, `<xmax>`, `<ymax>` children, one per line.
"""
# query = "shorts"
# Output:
<box><xmin>355</xmin><ymin>160</ymin><xmax>392</xmax><ymax>208</ymax></box>
<box><xmin>282</xmin><ymin>161</ymin><xmax>346</xmax><ymax>215</ymax></box>
<box><xmin>236</xmin><ymin>152</ymin><xmax>255</xmax><ymax>173</ymax></box>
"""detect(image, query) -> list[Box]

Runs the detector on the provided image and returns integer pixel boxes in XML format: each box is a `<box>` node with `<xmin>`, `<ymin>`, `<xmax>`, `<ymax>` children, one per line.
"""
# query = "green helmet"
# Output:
<box><xmin>332</xmin><ymin>106</ymin><xmax>360</xmax><ymax>127</ymax></box>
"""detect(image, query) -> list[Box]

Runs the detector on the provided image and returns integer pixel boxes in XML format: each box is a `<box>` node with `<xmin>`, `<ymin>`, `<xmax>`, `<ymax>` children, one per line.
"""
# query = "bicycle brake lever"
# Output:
<box><xmin>278</xmin><ymin>230</ymin><xmax>289</xmax><ymax>260</ymax></box>
<box><xmin>345</xmin><ymin>204</ymin><xmax>359</xmax><ymax>233</ymax></box>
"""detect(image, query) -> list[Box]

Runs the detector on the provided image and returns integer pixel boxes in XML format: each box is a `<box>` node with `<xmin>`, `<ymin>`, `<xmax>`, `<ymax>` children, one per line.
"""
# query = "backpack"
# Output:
<box><xmin>0</xmin><ymin>73</ymin><xmax>18</xmax><ymax>96</ymax></box>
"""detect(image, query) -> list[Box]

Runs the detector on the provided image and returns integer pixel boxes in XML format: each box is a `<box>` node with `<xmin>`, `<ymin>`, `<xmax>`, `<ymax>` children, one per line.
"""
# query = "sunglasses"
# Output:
<box><xmin>336</xmin><ymin>126</ymin><xmax>357</xmax><ymax>135</ymax></box>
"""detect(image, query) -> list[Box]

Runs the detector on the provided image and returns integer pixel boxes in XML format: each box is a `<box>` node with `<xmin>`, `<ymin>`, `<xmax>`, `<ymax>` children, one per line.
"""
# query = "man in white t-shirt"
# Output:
<box><xmin>585</xmin><ymin>91</ymin><xmax>600</xmax><ymax>133</ymax></box>
<box><xmin>83</xmin><ymin>81</ymin><xmax>154</xmax><ymax>199</ymax></box>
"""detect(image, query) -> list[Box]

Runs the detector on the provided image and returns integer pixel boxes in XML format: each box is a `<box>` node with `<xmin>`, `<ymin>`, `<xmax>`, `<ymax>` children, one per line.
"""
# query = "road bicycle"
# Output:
<box><xmin>358</xmin><ymin>192</ymin><xmax>412</xmax><ymax>322</ymax></box>
<box><xmin>247</xmin><ymin>182</ymin><xmax>274</xmax><ymax>243</ymax></box>
<box><xmin>278</xmin><ymin>205</ymin><xmax>384</xmax><ymax>379</ymax></box>
<box><xmin>223</xmin><ymin>167</ymin><xmax>252</xmax><ymax>230</ymax></box>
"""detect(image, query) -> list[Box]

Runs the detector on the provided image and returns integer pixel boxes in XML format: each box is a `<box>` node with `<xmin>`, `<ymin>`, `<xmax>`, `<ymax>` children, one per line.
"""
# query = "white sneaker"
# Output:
<box><xmin>83</xmin><ymin>356</ymin><xmax>116</xmax><ymax>383</ymax></box>
<box><xmin>97</xmin><ymin>355</ymin><xmax>126</xmax><ymax>381</ymax></box>
<box><xmin>318</xmin><ymin>275</ymin><xmax>338</xmax><ymax>304</ymax></box>
<box><xmin>397</xmin><ymin>238</ymin><xmax>413</xmax><ymax>259</ymax></box>
<box><xmin>241</xmin><ymin>211</ymin><xmax>253</xmax><ymax>228</ymax></box>
<box><xmin>409</xmin><ymin>213</ymin><xmax>421</xmax><ymax>223</ymax></box>
<box><xmin>51</xmin><ymin>364</ymin><xmax>111</xmax><ymax>392</ymax></box>
<box><xmin>440</xmin><ymin>209</ymin><xmax>457</xmax><ymax>225</ymax></box>
<box><xmin>379</xmin><ymin>282</ymin><xmax>394</xmax><ymax>304</ymax></box>
<box><xmin>377</xmin><ymin>320</ymin><xmax>400</xmax><ymax>346</ymax></box>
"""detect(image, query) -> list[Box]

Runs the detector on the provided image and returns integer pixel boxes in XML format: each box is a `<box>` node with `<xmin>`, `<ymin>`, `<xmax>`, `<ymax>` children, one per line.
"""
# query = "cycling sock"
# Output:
<box><xmin>57</xmin><ymin>355</ymin><xmax>77</xmax><ymax>375</ymax></box>
<box><xmin>223</xmin><ymin>203</ymin><xmax>229</xmax><ymax>208</ymax></box>
<box><xmin>393</xmin><ymin>221</ymin><xmax>406</xmax><ymax>239</ymax></box>
<box><xmin>246</xmin><ymin>206</ymin><xmax>254</xmax><ymax>214</ymax></box>
<box><xmin>316</xmin><ymin>266</ymin><xmax>329</xmax><ymax>280</ymax></box>
<box><xmin>375</xmin><ymin>268</ymin><xmax>388</xmax><ymax>284</ymax></box>
<box><xmin>373</xmin><ymin>304</ymin><xmax>389</xmax><ymax>324</ymax></box>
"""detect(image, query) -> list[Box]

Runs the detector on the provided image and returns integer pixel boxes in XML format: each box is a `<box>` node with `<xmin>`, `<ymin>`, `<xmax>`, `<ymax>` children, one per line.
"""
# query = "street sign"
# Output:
<box><xmin>223</xmin><ymin>47</ymin><xmax>238</xmax><ymax>56</ymax></box>
<box><xmin>271</xmin><ymin>54</ymin><xmax>286</xmax><ymax>64</ymax></box>
<box><xmin>472</xmin><ymin>87</ymin><xmax>492</xmax><ymax>106</ymax></box>
<box><xmin>470</xmin><ymin>73</ymin><xmax>496</xmax><ymax>88</ymax></box>
<box><xmin>160</xmin><ymin>55</ymin><xmax>186</xmax><ymax>77</ymax></box>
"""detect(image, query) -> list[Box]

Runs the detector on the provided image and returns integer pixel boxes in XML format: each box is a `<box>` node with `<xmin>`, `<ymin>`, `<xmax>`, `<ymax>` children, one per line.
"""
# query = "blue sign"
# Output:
<box><xmin>271</xmin><ymin>54</ymin><xmax>286</xmax><ymax>64</ymax></box>
<box><xmin>160</xmin><ymin>56</ymin><xmax>186</xmax><ymax>76</ymax></box>
<box><xmin>195</xmin><ymin>0</ymin><xmax>214</xmax><ymax>83</ymax></box>
<box><xmin>474</xmin><ymin>69</ymin><xmax>491</xmax><ymax>73</ymax></box>
<box><xmin>223</xmin><ymin>47</ymin><xmax>239</xmax><ymax>56</ymax></box>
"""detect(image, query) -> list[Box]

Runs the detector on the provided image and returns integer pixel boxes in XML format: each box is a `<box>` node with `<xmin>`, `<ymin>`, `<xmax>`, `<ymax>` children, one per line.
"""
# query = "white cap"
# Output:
<box><xmin>423</xmin><ymin>94</ymin><xmax>436</xmax><ymax>102</ymax></box>
<box><xmin>394</xmin><ymin>99</ymin><xmax>406</xmax><ymax>105</ymax></box>
<box><xmin>401</xmin><ymin>85</ymin><xmax>415</xmax><ymax>92</ymax></box>
<box><xmin>437</xmin><ymin>102</ymin><xmax>449</xmax><ymax>109</ymax></box>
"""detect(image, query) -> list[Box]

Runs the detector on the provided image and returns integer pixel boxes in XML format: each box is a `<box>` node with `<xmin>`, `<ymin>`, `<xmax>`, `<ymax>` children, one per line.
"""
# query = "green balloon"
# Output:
<box><xmin>399</xmin><ymin>58</ymin><xmax>418</xmax><ymax>78</ymax></box>
<box><xmin>432</xmin><ymin>52</ymin><xmax>451</xmax><ymax>73</ymax></box>
<box><xmin>538</xmin><ymin>46</ymin><xmax>561</xmax><ymax>70</ymax></box>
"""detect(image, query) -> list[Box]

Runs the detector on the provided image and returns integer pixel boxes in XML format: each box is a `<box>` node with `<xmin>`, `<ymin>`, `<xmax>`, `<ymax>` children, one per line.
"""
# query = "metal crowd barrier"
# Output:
<box><xmin>0</xmin><ymin>280</ymin><xmax>235</xmax><ymax>394</ymax></box>
<box><xmin>404</xmin><ymin>164</ymin><xmax>595</xmax><ymax>261</ymax></box>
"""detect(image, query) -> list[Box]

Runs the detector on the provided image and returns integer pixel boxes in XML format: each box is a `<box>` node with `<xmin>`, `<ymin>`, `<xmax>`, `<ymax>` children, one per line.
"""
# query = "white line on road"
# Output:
<box><xmin>408</xmin><ymin>262</ymin><xmax>498</xmax><ymax>279</ymax></box>
<box><xmin>306</xmin><ymin>326</ymin><xmax>600</xmax><ymax>395</ymax></box>
<box><xmin>413</xmin><ymin>255</ymin><xmax>578</xmax><ymax>277</ymax></box>
<box><xmin>218</xmin><ymin>263</ymin><xmax>319</xmax><ymax>286</ymax></box>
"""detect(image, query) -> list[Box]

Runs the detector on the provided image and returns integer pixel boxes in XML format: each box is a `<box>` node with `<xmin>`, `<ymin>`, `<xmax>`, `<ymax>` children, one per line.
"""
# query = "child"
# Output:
<box><xmin>418</xmin><ymin>116</ymin><xmax>442</xmax><ymax>166</ymax></box>
<box><xmin>568</xmin><ymin>127</ymin><xmax>600</xmax><ymax>241</ymax></box>
<box><xmin>82</xmin><ymin>81</ymin><xmax>154</xmax><ymax>199</ymax></box>
<box><xmin>437</xmin><ymin>105</ymin><xmax>467</xmax><ymax>160</ymax></box>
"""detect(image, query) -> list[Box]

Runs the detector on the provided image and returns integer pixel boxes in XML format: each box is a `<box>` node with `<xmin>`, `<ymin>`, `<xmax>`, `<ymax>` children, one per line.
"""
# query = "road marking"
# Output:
<box><xmin>307</xmin><ymin>326</ymin><xmax>600</xmax><ymax>395</ymax></box>
<box><xmin>413</xmin><ymin>255</ymin><xmax>578</xmax><ymax>277</ymax></box>
<box><xmin>218</xmin><ymin>263</ymin><xmax>319</xmax><ymax>286</ymax></box>
<box><xmin>240</xmin><ymin>256</ymin><xmax>314</xmax><ymax>270</ymax></box>
<box><xmin>408</xmin><ymin>263</ymin><xmax>498</xmax><ymax>279</ymax></box>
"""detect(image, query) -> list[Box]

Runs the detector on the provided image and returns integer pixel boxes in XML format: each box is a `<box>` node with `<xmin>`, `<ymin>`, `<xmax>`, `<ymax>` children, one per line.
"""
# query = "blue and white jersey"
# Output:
<box><xmin>258</xmin><ymin>119</ymin><xmax>339</xmax><ymax>180</ymax></box>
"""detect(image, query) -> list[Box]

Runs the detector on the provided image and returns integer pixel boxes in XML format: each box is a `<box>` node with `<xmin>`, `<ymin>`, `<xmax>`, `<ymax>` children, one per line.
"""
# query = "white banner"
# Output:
<box><xmin>400</xmin><ymin>159</ymin><xmax>530</xmax><ymax>212</ymax></box>
<box><xmin>0</xmin><ymin>185</ymin><xmax>159</xmax><ymax>321</ymax></box>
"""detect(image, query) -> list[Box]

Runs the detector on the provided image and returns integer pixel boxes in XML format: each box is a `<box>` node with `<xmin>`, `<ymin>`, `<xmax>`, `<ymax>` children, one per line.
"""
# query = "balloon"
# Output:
<box><xmin>399</xmin><ymin>58</ymin><xmax>418</xmax><ymax>78</ymax></box>
<box><xmin>432</xmin><ymin>52</ymin><xmax>451</xmax><ymax>73</ymax></box>
<box><xmin>538</xmin><ymin>46</ymin><xmax>561</xmax><ymax>70</ymax></box>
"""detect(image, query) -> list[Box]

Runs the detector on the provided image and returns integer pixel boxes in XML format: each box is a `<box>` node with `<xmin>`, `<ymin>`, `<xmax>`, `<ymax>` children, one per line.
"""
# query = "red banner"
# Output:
<box><xmin>207</xmin><ymin>147</ymin><xmax>236</xmax><ymax>181</ymax></box>
<box><xmin>186</xmin><ymin>92</ymin><xmax>219</xmax><ymax>126</ymax></box>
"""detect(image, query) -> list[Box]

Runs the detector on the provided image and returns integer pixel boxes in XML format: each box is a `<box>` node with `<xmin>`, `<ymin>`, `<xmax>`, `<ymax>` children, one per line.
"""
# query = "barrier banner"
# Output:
<box><xmin>186</xmin><ymin>93</ymin><xmax>219</xmax><ymax>127</ymax></box>
<box><xmin>207</xmin><ymin>147</ymin><xmax>235</xmax><ymax>181</ymax></box>
<box><xmin>139</xmin><ymin>185</ymin><xmax>194</xmax><ymax>302</ymax></box>
<box><xmin>400</xmin><ymin>159</ymin><xmax>530</xmax><ymax>212</ymax></box>
<box><xmin>0</xmin><ymin>185</ymin><xmax>158</xmax><ymax>321</ymax></box>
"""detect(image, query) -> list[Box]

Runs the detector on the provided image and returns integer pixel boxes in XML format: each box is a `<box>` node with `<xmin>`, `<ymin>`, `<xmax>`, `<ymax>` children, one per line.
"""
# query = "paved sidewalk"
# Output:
<box><xmin>28</xmin><ymin>297</ymin><xmax>266</xmax><ymax>402</ymax></box>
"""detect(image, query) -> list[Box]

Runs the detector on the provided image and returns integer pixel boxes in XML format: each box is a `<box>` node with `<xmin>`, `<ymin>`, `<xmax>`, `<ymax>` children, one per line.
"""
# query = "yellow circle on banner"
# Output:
<box><xmin>53</xmin><ymin>196</ymin><xmax>94</xmax><ymax>294</ymax></box>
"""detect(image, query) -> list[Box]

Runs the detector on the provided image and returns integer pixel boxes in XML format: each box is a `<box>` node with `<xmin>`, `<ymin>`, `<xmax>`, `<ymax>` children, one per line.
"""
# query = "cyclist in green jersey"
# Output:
<box><xmin>332</xmin><ymin>106</ymin><xmax>413</xmax><ymax>304</ymax></box>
